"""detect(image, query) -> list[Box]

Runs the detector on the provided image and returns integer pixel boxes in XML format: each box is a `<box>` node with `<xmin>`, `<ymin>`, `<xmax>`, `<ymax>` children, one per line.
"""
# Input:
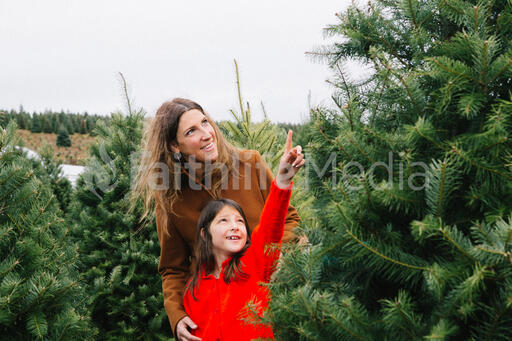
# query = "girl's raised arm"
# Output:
<box><xmin>249</xmin><ymin>130</ymin><xmax>305</xmax><ymax>281</ymax></box>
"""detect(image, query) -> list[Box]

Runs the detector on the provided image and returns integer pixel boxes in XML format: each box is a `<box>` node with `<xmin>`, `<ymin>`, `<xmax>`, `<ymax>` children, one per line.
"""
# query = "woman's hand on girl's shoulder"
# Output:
<box><xmin>276</xmin><ymin>130</ymin><xmax>305</xmax><ymax>189</ymax></box>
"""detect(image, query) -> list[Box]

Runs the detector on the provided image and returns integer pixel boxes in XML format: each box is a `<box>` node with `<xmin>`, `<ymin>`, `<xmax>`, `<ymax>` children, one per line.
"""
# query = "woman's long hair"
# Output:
<box><xmin>186</xmin><ymin>198</ymin><xmax>251</xmax><ymax>300</ymax></box>
<box><xmin>131</xmin><ymin>98</ymin><xmax>238</xmax><ymax>232</ymax></box>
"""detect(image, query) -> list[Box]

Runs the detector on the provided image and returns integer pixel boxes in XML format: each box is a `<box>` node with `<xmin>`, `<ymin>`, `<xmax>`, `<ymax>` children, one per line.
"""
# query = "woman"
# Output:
<box><xmin>132</xmin><ymin>98</ymin><xmax>300</xmax><ymax>340</ymax></box>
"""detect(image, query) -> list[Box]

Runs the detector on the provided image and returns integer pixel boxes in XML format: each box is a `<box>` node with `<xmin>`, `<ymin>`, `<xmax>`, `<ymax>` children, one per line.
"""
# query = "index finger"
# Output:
<box><xmin>285</xmin><ymin>130</ymin><xmax>293</xmax><ymax>152</ymax></box>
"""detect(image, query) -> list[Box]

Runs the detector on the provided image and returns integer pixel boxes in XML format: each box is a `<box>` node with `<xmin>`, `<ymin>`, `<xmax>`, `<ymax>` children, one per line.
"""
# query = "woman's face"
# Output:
<box><xmin>209</xmin><ymin>205</ymin><xmax>248</xmax><ymax>261</ymax></box>
<box><xmin>172</xmin><ymin>109</ymin><xmax>218</xmax><ymax>162</ymax></box>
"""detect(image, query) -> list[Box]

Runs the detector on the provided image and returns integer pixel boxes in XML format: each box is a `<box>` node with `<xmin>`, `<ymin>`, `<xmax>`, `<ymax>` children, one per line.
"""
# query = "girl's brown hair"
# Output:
<box><xmin>131</xmin><ymin>98</ymin><xmax>238</xmax><ymax>232</ymax></box>
<box><xmin>186</xmin><ymin>198</ymin><xmax>251</xmax><ymax>300</ymax></box>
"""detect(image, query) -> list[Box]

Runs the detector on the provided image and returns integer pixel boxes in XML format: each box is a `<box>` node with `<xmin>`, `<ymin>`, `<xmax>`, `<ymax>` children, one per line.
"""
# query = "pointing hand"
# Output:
<box><xmin>276</xmin><ymin>130</ymin><xmax>305</xmax><ymax>189</ymax></box>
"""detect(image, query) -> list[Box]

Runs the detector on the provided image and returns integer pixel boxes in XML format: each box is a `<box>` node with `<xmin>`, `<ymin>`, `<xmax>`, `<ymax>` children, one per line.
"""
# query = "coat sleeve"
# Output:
<box><xmin>253</xmin><ymin>150</ymin><xmax>300</xmax><ymax>242</ymax></box>
<box><xmin>249</xmin><ymin>180</ymin><xmax>293</xmax><ymax>282</ymax></box>
<box><xmin>155</xmin><ymin>203</ymin><xmax>190</xmax><ymax>335</ymax></box>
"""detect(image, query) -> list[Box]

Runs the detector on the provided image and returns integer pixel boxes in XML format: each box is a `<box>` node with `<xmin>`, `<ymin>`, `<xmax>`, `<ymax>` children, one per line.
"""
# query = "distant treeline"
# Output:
<box><xmin>0</xmin><ymin>106</ymin><xmax>108</xmax><ymax>135</ymax></box>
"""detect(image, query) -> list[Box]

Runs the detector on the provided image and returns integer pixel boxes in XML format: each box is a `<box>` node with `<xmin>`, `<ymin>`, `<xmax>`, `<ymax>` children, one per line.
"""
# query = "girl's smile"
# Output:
<box><xmin>210</xmin><ymin>205</ymin><xmax>248</xmax><ymax>264</ymax></box>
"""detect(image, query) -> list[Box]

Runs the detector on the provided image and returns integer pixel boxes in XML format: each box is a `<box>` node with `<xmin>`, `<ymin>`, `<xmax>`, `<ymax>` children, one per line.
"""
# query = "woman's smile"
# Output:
<box><xmin>173</xmin><ymin>109</ymin><xmax>219</xmax><ymax>162</ymax></box>
<box><xmin>201</xmin><ymin>142</ymin><xmax>215</xmax><ymax>151</ymax></box>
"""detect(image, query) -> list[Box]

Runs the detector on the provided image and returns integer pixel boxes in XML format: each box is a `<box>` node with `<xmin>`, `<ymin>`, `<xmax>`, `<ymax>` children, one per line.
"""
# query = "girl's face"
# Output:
<box><xmin>171</xmin><ymin>109</ymin><xmax>218</xmax><ymax>162</ymax></box>
<box><xmin>209</xmin><ymin>205</ymin><xmax>248</xmax><ymax>262</ymax></box>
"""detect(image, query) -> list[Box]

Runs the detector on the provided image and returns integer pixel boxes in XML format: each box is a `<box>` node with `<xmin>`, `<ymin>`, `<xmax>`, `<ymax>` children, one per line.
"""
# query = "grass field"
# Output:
<box><xmin>17</xmin><ymin>129</ymin><xmax>96</xmax><ymax>165</ymax></box>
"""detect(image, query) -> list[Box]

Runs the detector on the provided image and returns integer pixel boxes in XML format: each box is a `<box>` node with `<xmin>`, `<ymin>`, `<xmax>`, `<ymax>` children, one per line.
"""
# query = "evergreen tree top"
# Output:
<box><xmin>269</xmin><ymin>1</ymin><xmax>512</xmax><ymax>340</ymax></box>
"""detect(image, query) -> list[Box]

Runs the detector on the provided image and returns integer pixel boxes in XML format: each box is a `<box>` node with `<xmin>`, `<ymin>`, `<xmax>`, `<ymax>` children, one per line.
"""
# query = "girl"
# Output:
<box><xmin>183</xmin><ymin>131</ymin><xmax>304</xmax><ymax>340</ymax></box>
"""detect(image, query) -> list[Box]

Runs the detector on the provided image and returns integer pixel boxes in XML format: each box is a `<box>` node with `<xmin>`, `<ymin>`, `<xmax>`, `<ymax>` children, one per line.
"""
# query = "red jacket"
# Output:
<box><xmin>183</xmin><ymin>180</ymin><xmax>292</xmax><ymax>340</ymax></box>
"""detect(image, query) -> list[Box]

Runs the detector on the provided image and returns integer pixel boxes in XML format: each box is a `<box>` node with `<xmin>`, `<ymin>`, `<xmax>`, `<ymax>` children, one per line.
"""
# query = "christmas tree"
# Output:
<box><xmin>0</xmin><ymin>111</ymin><xmax>6</xmax><ymax>127</ymax></box>
<box><xmin>69</xmin><ymin>74</ymin><xmax>171</xmax><ymax>340</ymax></box>
<box><xmin>268</xmin><ymin>1</ymin><xmax>512</xmax><ymax>340</ymax></box>
<box><xmin>56</xmin><ymin>124</ymin><xmax>72</xmax><ymax>147</ymax></box>
<box><xmin>38</xmin><ymin>143</ymin><xmax>73</xmax><ymax>213</ymax></box>
<box><xmin>31</xmin><ymin>114</ymin><xmax>42</xmax><ymax>133</ymax></box>
<box><xmin>0</xmin><ymin>121</ymin><xmax>92</xmax><ymax>340</ymax></box>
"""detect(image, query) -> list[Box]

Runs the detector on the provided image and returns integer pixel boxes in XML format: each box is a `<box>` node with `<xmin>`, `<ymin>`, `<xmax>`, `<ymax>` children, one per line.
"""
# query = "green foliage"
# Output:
<box><xmin>38</xmin><ymin>143</ymin><xmax>73</xmax><ymax>212</ymax></box>
<box><xmin>69</xmin><ymin>75</ymin><xmax>171</xmax><ymax>340</ymax></box>
<box><xmin>56</xmin><ymin>124</ymin><xmax>72</xmax><ymax>147</ymax></box>
<box><xmin>269</xmin><ymin>0</ymin><xmax>512</xmax><ymax>340</ymax></box>
<box><xmin>42</xmin><ymin>116</ymin><xmax>53</xmax><ymax>134</ymax></box>
<box><xmin>0</xmin><ymin>107</ymin><xmax>105</xmax><ymax>135</ymax></box>
<box><xmin>0</xmin><ymin>111</ymin><xmax>7</xmax><ymax>127</ymax></box>
<box><xmin>31</xmin><ymin>114</ymin><xmax>42</xmax><ymax>133</ymax></box>
<box><xmin>0</xmin><ymin>121</ymin><xmax>92</xmax><ymax>340</ymax></box>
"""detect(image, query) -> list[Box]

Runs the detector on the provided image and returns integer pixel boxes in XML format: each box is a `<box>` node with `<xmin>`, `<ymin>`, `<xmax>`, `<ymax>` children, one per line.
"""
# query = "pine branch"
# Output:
<box><xmin>0</xmin><ymin>225</ymin><xmax>13</xmax><ymax>242</ymax></box>
<box><xmin>418</xmin><ymin>1</ymin><xmax>442</xmax><ymax>27</ymax></box>
<box><xmin>477</xmin><ymin>137</ymin><xmax>508</xmax><ymax>153</ymax></box>
<box><xmin>361</xmin><ymin>5</ymin><xmax>410</xmax><ymax>68</ymax></box>
<box><xmin>234</xmin><ymin>59</ymin><xmax>244</xmax><ymax>116</ymax></box>
<box><xmin>472</xmin><ymin>5</ymin><xmax>480</xmax><ymax>37</ymax></box>
<box><xmin>313</xmin><ymin>116</ymin><xmax>353</xmax><ymax>160</ymax></box>
<box><xmin>424</xmin><ymin>319</ymin><xmax>459</xmax><ymax>340</ymax></box>
<box><xmin>341</xmin><ymin>11</ymin><xmax>379</xmax><ymax>49</ymax></box>
<box><xmin>374</xmin><ymin>182</ymin><xmax>422</xmax><ymax>216</ymax></box>
<box><xmin>6</xmin><ymin>213</ymin><xmax>23</xmax><ymax>233</ymax></box>
<box><xmin>0</xmin><ymin>258</ymin><xmax>20</xmax><ymax>279</ymax></box>
<box><xmin>442</xmin><ymin>264</ymin><xmax>488</xmax><ymax>316</ymax></box>
<box><xmin>3</xmin><ymin>183</ymin><xmax>39</xmax><ymax>221</ymax></box>
<box><xmin>335</xmin><ymin>62</ymin><xmax>353</xmax><ymax>101</ymax></box>
<box><xmin>484</xmin><ymin>303</ymin><xmax>512</xmax><ymax>341</ymax></box>
<box><xmin>381</xmin><ymin>290</ymin><xmax>424</xmax><ymax>338</ymax></box>
<box><xmin>118</xmin><ymin>72</ymin><xmax>132</xmax><ymax>116</ymax></box>
<box><xmin>412</xmin><ymin>119</ymin><xmax>448</xmax><ymax>151</ymax></box>
<box><xmin>345</xmin><ymin>229</ymin><xmax>429</xmax><ymax>271</ymax></box>
<box><xmin>481</xmin><ymin>40</ymin><xmax>488</xmax><ymax>91</ymax></box>
<box><xmin>0</xmin><ymin>169</ymin><xmax>32</xmax><ymax>203</ymax></box>
<box><xmin>361</xmin><ymin>127</ymin><xmax>389</xmax><ymax>148</ymax></box>
<box><xmin>32</xmin><ymin>194</ymin><xmax>55</xmax><ymax>226</ymax></box>
<box><xmin>32</xmin><ymin>313</ymin><xmax>44</xmax><ymax>338</ymax></box>
<box><xmin>369</xmin><ymin>2</ymin><xmax>409</xmax><ymax>38</ymax></box>
<box><xmin>332</xmin><ymin>96</ymin><xmax>354</xmax><ymax>131</ymax></box>
<box><xmin>474</xmin><ymin>245</ymin><xmax>508</xmax><ymax>260</ymax></box>
<box><xmin>428</xmin><ymin>57</ymin><xmax>480</xmax><ymax>85</ymax></box>
<box><xmin>325</xmin><ymin>183</ymin><xmax>353</xmax><ymax>224</ymax></box>
<box><xmin>473</xmin><ymin>221</ymin><xmax>495</xmax><ymax>246</ymax></box>
<box><xmin>19</xmin><ymin>277</ymin><xmax>55</xmax><ymax>321</ymax></box>
<box><xmin>346</xmin><ymin>133</ymin><xmax>375</xmax><ymax>163</ymax></box>
<box><xmin>312</xmin><ymin>234</ymin><xmax>351</xmax><ymax>263</ymax></box>
<box><xmin>372</xmin><ymin>68</ymin><xmax>391</xmax><ymax>120</ymax></box>
<box><xmin>488</xmin><ymin>58</ymin><xmax>512</xmax><ymax>84</ymax></box>
<box><xmin>335</xmin><ymin>180</ymin><xmax>353</xmax><ymax>204</ymax></box>
<box><xmin>450</xmin><ymin>145</ymin><xmax>512</xmax><ymax>181</ymax></box>
<box><xmin>328</xmin><ymin>312</ymin><xmax>368</xmax><ymax>340</ymax></box>
<box><xmin>407</xmin><ymin>0</ymin><xmax>418</xmax><ymax>28</ymax></box>
<box><xmin>496</xmin><ymin>13</ymin><xmax>512</xmax><ymax>46</ymax></box>
<box><xmin>505</xmin><ymin>226</ymin><xmax>512</xmax><ymax>249</ymax></box>
<box><xmin>439</xmin><ymin>226</ymin><xmax>476</xmax><ymax>261</ymax></box>
<box><xmin>362</xmin><ymin>172</ymin><xmax>372</xmax><ymax>204</ymax></box>
<box><xmin>398</xmin><ymin>74</ymin><xmax>424</xmax><ymax>116</ymax></box>
<box><xmin>426</xmin><ymin>159</ymin><xmax>459</xmax><ymax>217</ymax></box>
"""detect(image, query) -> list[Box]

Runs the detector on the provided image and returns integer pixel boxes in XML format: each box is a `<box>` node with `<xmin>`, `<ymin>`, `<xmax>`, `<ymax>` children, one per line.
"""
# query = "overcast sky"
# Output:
<box><xmin>1</xmin><ymin>0</ymin><xmax>354</xmax><ymax>123</ymax></box>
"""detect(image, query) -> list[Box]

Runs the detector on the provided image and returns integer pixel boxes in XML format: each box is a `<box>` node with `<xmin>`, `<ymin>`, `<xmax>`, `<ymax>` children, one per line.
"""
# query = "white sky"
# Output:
<box><xmin>1</xmin><ymin>0</ymin><xmax>353</xmax><ymax>123</ymax></box>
